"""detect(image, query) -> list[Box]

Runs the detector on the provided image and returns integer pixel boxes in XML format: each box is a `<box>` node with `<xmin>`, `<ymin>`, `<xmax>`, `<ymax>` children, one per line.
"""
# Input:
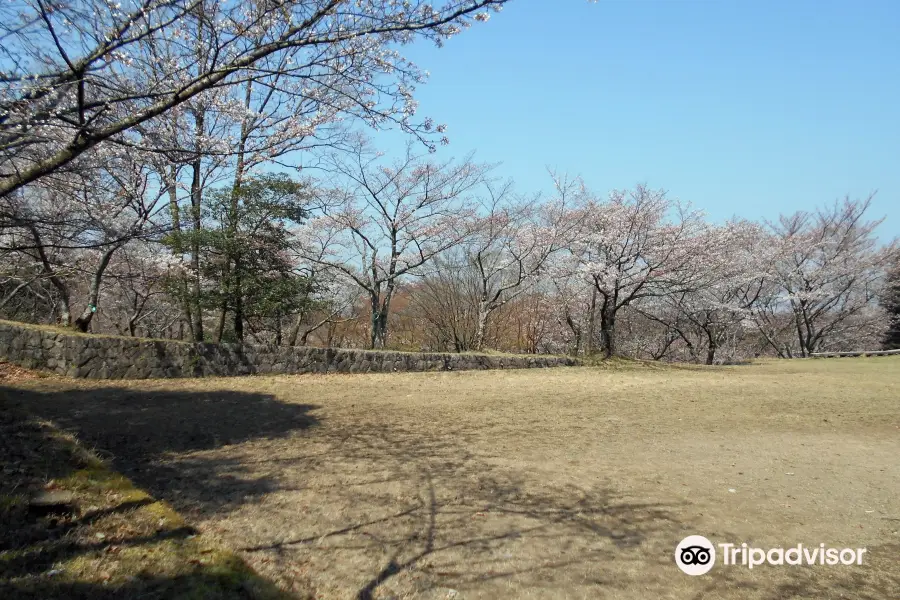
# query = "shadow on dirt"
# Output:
<box><xmin>227</xmin><ymin>420</ymin><xmax>688</xmax><ymax>598</ymax></box>
<box><xmin>5</xmin><ymin>382</ymin><xmax>897</xmax><ymax>599</ymax></box>
<box><xmin>0</xmin><ymin>388</ymin><xmax>302</xmax><ymax>599</ymax></box>
<box><xmin>2</xmin><ymin>385</ymin><xmax>319</xmax><ymax>518</ymax></box>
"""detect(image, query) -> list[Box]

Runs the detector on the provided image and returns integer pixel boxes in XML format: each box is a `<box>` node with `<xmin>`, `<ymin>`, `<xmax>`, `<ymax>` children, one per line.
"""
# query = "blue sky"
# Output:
<box><xmin>380</xmin><ymin>0</ymin><xmax>899</xmax><ymax>238</ymax></box>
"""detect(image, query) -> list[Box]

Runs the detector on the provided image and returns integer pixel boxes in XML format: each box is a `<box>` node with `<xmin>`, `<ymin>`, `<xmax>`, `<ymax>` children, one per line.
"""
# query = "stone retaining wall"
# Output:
<box><xmin>0</xmin><ymin>320</ymin><xmax>577</xmax><ymax>379</ymax></box>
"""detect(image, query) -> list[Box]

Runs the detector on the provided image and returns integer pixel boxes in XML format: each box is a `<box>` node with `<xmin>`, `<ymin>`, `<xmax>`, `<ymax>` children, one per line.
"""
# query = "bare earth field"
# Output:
<box><xmin>2</xmin><ymin>358</ymin><xmax>899</xmax><ymax>599</ymax></box>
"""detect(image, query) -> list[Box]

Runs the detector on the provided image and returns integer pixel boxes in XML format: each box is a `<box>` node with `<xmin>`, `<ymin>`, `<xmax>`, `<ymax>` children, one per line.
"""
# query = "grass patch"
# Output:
<box><xmin>0</xmin><ymin>318</ymin><xmax>176</xmax><ymax>344</ymax></box>
<box><xmin>0</xmin><ymin>391</ymin><xmax>300</xmax><ymax>599</ymax></box>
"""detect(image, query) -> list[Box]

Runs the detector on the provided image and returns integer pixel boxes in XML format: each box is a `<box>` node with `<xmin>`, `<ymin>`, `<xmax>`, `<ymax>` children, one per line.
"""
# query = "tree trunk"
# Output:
<box><xmin>57</xmin><ymin>295</ymin><xmax>72</xmax><ymax>328</ymax></box>
<box><xmin>214</xmin><ymin>80</ymin><xmax>253</xmax><ymax>344</ymax></box>
<box><xmin>214</xmin><ymin>298</ymin><xmax>228</xmax><ymax>343</ymax></box>
<box><xmin>791</xmin><ymin>300</ymin><xmax>812</xmax><ymax>358</ymax></box>
<box><xmin>371</xmin><ymin>308</ymin><xmax>388</xmax><ymax>349</ymax></box>
<box><xmin>233</xmin><ymin>255</ymin><xmax>244</xmax><ymax>343</ymax></box>
<box><xmin>29</xmin><ymin>225</ymin><xmax>72</xmax><ymax>326</ymax></box>
<box><xmin>73</xmin><ymin>246</ymin><xmax>117</xmax><ymax>332</ymax></box>
<box><xmin>126</xmin><ymin>292</ymin><xmax>140</xmax><ymax>336</ymax></box>
<box><xmin>189</xmin><ymin>120</ymin><xmax>205</xmax><ymax>342</ymax></box>
<box><xmin>167</xmin><ymin>165</ymin><xmax>196</xmax><ymax>337</ymax></box>
<box><xmin>369</xmin><ymin>284</ymin><xmax>394</xmax><ymax>350</ymax></box>
<box><xmin>705</xmin><ymin>336</ymin><xmax>717</xmax><ymax>365</ymax></box>
<box><xmin>678</xmin><ymin>331</ymin><xmax>698</xmax><ymax>362</ymax></box>
<box><xmin>599</xmin><ymin>306</ymin><xmax>616</xmax><ymax>358</ymax></box>
<box><xmin>564</xmin><ymin>314</ymin><xmax>582</xmax><ymax>356</ymax></box>
<box><xmin>287</xmin><ymin>314</ymin><xmax>303</xmax><ymax>347</ymax></box>
<box><xmin>473</xmin><ymin>301</ymin><xmax>490</xmax><ymax>351</ymax></box>
<box><xmin>371</xmin><ymin>302</ymin><xmax>390</xmax><ymax>350</ymax></box>
<box><xmin>585</xmin><ymin>287</ymin><xmax>598</xmax><ymax>355</ymax></box>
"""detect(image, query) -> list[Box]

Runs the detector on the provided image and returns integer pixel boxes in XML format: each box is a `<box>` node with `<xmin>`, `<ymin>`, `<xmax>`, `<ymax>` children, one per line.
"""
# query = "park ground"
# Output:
<box><xmin>1</xmin><ymin>358</ymin><xmax>898</xmax><ymax>599</ymax></box>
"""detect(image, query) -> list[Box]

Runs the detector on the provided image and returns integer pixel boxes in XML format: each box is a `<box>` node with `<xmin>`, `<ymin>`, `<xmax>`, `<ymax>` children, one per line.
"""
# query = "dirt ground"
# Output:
<box><xmin>2</xmin><ymin>358</ymin><xmax>898</xmax><ymax>599</ymax></box>
<box><xmin>0</xmin><ymin>363</ymin><xmax>291</xmax><ymax>600</ymax></box>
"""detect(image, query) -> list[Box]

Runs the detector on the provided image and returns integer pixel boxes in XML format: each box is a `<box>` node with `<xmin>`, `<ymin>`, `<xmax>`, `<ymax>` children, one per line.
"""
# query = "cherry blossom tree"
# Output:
<box><xmin>546</xmin><ymin>255</ymin><xmax>594</xmax><ymax>355</ymax></box>
<box><xmin>882</xmin><ymin>258</ymin><xmax>900</xmax><ymax>349</ymax></box>
<box><xmin>465</xmin><ymin>173</ymin><xmax>583</xmax><ymax>350</ymax></box>
<box><xmin>0</xmin><ymin>148</ymin><xmax>167</xmax><ymax>329</ymax></box>
<box><xmin>571</xmin><ymin>184</ymin><xmax>707</xmax><ymax>357</ymax></box>
<box><xmin>0</xmin><ymin>246</ymin><xmax>59</xmax><ymax>322</ymax></box>
<box><xmin>636</xmin><ymin>220</ymin><xmax>772</xmax><ymax>364</ymax></box>
<box><xmin>0</xmin><ymin>0</ymin><xmax>507</xmax><ymax>199</ymax></box>
<box><xmin>766</xmin><ymin>195</ymin><xmax>896</xmax><ymax>356</ymax></box>
<box><xmin>100</xmin><ymin>239</ymin><xmax>182</xmax><ymax>336</ymax></box>
<box><xmin>284</xmin><ymin>271</ymin><xmax>357</xmax><ymax>347</ymax></box>
<box><xmin>299</xmin><ymin>139</ymin><xmax>487</xmax><ymax>348</ymax></box>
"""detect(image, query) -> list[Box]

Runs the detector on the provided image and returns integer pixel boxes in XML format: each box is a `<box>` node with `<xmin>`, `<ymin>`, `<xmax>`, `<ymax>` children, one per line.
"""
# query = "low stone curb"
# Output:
<box><xmin>0</xmin><ymin>320</ymin><xmax>578</xmax><ymax>379</ymax></box>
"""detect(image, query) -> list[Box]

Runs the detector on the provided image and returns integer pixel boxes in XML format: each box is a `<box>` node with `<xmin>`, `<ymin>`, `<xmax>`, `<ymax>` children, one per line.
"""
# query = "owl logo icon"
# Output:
<box><xmin>675</xmin><ymin>535</ymin><xmax>716</xmax><ymax>575</ymax></box>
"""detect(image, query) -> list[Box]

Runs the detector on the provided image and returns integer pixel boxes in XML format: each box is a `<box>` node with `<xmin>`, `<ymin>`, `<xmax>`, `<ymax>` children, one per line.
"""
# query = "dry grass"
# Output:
<box><xmin>2</xmin><ymin>357</ymin><xmax>899</xmax><ymax>599</ymax></box>
<box><xmin>0</xmin><ymin>386</ymin><xmax>294</xmax><ymax>600</ymax></box>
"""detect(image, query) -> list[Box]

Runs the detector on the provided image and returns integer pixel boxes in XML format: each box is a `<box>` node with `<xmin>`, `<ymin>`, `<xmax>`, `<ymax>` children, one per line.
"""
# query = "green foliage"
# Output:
<box><xmin>163</xmin><ymin>174</ymin><xmax>317</xmax><ymax>339</ymax></box>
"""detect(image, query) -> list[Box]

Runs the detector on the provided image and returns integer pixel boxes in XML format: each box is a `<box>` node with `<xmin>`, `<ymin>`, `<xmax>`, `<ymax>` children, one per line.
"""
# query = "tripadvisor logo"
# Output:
<box><xmin>675</xmin><ymin>535</ymin><xmax>867</xmax><ymax>575</ymax></box>
<box><xmin>675</xmin><ymin>535</ymin><xmax>716</xmax><ymax>575</ymax></box>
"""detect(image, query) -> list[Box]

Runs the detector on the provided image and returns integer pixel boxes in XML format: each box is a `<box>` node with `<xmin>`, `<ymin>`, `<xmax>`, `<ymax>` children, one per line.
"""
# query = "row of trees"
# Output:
<box><xmin>2</xmin><ymin>135</ymin><xmax>896</xmax><ymax>362</ymax></box>
<box><xmin>0</xmin><ymin>0</ymin><xmax>896</xmax><ymax>362</ymax></box>
<box><xmin>0</xmin><ymin>0</ymin><xmax>506</xmax><ymax>336</ymax></box>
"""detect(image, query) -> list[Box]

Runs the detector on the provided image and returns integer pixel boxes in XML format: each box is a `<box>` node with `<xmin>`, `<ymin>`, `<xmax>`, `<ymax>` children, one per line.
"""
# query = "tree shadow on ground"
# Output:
<box><xmin>0</xmin><ymin>391</ymin><xmax>300</xmax><ymax>599</ymax></box>
<box><xmin>2</xmin><ymin>385</ymin><xmax>319</xmax><ymax>518</ymax></box>
<box><xmin>6</xmin><ymin>381</ymin><xmax>896</xmax><ymax>599</ymax></box>
<box><xmin>215</xmin><ymin>421</ymin><xmax>690</xmax><ymax>598</ymax></box>
<box><xmin>200</xmin><ymin>417</ymin><xmax>900</xmax><ymax>600</ymax></box>
<box><xmin>3</xmin><ymin>374</ymin><xmax>686</xmax><ymax>599</ymax></box>
<box><xmin>5</xmin><ymin>381</ymin><xmax>682</xmax><ymax>597</ymax></box>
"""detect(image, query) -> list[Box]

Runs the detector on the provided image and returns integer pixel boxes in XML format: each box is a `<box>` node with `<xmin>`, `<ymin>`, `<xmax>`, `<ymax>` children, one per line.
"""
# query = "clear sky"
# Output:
<box><xmin>381</xmin><ymin>0</ymin><xmax>899</xmax><ymax>238</ymax></box>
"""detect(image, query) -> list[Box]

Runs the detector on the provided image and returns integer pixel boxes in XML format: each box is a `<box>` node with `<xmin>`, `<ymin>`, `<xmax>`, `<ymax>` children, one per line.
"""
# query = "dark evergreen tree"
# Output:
<box><xmin>164</xmin><ymin>174</ymin><xmax>315</xmax><ymax>343</ymax></box>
